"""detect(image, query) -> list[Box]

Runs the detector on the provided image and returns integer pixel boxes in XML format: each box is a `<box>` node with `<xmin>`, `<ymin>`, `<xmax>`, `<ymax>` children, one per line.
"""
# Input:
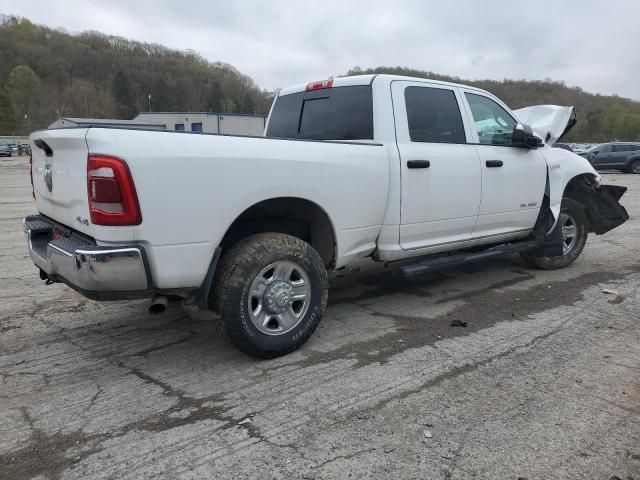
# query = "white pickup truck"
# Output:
<box><xmin>25</xmin><ymin>74</ymin><xmax>628</xmax><ymax>358</ymax></box>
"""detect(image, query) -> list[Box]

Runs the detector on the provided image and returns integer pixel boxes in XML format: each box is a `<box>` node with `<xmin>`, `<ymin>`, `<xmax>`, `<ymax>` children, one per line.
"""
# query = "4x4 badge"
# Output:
<box><xmin>44</xmin><ymin>163</ymin><xmax>53</xmax><ymax>192</ymax></box>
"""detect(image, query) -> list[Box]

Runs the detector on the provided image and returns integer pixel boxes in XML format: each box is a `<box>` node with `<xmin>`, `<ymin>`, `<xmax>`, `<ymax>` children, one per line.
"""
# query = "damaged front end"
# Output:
<box><xmin>566</xmin><ymin>176</ymin><xmax>629</xmax><ymax>235</ymax></box>
<box><xmin>531</xmin><ymin>173</ymin><xmax>629</xmax><ymax>258</ymax></box>
<box><xmin>516</xmin><ymin>104</ymin><xmax>629</xmax><ymax>249</ymax></box>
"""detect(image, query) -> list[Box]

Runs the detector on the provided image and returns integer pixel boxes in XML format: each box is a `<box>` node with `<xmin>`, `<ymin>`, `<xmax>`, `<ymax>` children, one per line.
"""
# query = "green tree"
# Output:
<box><xmin>0</xmin><ymin>87</ymin><xmax>16</xmax><ymax>133</ymax></box>
<box><xmin>111</xmin><ymin>70</ymin><xmax>136</xmax><ymax>118</ymax></box>
<box><xmin>151</xmin><ymin>78</ymin><xmax>171</xmax><ymax>111</ymax></box>
<box><xmin>240</xmin><ymin>92</ymin><xmax>256</xmax><ymax>114</ymax></box>
<box><xmin>5</xmin><ymin>17</ymin><xmax>37</xmax><ymax>33</ymax></box>
<box><xmin>620</xmin><ymin>113</ymin><xmax>640</xmax><ymax>141</ymax></box>
<box><xmin>168</xmin><ymin>82</ymin><xmax>187</xmax><ymax>111</ymax></box>
<box><xmin>221</xmin><ymin>97</ymin><xmax>236</xmax><ymax>113</ymax></box>
<box><xmin>6</xmin><ymin>65</ymin><xmax>41</xmax><ymax>131</ymax></box>
<box><xmin>207</xmin><ymin>81</ymin><xmax>222</xmax><ymax>112</ymax></box>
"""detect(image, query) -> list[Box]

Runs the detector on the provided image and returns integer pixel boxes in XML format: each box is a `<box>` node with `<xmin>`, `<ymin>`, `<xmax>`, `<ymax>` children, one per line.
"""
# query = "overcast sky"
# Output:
<box><xmin>3</xmin><ymin>0</ymin><xmax>640</xmax><ymax>100</ymax></box>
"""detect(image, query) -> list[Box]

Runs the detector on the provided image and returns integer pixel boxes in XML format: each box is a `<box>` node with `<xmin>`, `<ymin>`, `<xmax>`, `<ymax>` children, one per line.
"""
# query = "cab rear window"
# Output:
<box><xmin>266</xmin><ymin>85</ymin><xmax>373</xmax><ymax>140</ymax></box>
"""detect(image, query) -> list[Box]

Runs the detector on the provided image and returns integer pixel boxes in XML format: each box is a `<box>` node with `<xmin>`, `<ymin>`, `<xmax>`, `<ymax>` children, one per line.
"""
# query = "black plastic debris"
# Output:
<box><xmin>451</xmin><ymin>319</ymin><xmax>467</xmax><ymax>328</ymax></box>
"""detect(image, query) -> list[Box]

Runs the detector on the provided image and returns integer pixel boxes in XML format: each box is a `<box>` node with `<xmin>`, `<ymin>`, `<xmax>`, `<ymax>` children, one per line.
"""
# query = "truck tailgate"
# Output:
<box><xmin>30</xmin><ymin>128</ymin><xmax>94</xmax><ymax>237</ymax></box>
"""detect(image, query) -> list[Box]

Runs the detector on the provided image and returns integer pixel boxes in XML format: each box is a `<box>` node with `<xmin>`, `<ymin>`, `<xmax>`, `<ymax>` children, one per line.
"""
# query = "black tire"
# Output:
<box><xmin>210</xmin><ymin>233</ymin><xmax>328</xmax><ymax>359</ymax></box>
<box><xmin>520</xmin><ymin>197</ymin><xmax>589</xmax><ymax>270</ymax></box>
<box><xmin>628</xmin><ymin>159</ymin><xmax>640</xmax><ymax>174</ymax></box>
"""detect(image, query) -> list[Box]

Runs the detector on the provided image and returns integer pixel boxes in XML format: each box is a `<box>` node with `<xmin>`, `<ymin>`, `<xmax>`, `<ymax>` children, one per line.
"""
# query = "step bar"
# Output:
<box><xmin>394</xmin><ymin>240</ymin><xmax>541</xmax><ymax>277</ymax></box>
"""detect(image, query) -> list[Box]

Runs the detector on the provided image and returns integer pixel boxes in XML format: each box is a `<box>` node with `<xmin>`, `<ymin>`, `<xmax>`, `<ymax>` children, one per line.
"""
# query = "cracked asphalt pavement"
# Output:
<box><xmin>1</xmin><ymin>155</ymin><xmax>639</xmax><ymax>479</ymax></box>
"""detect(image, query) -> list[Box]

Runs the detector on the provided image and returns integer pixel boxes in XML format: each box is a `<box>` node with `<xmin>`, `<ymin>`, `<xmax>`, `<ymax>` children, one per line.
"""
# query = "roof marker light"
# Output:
<box><xmin>305</xmin><ymin>79</ymin><xmax>333</xmax><ymax>91</ymax></box>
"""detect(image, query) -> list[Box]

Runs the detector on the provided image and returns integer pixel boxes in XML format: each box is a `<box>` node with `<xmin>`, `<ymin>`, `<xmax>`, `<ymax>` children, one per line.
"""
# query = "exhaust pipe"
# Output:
<box><xmin>149</xmin><ymin>295</ymin><xmax>168</xmax><ymax>315</ymax></box>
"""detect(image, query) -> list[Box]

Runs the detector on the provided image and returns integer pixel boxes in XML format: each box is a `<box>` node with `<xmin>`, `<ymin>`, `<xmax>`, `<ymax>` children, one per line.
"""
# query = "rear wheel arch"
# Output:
<box><xmin>219</xmin><ymin>197</ymin><xmax>337</xmax><ymax>268</ymax></box>
<box><xmin>627</xmin><ymin>156</ymin><xmax>640</xmax><ymax>173</ymax></box>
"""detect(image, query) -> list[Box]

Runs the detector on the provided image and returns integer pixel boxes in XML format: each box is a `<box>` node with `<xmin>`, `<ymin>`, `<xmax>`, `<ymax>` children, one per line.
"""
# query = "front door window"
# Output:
<box><xmin>465</xmin><ymin>93</ymin><xmax>516</xmax><ymax>146</ymax></box>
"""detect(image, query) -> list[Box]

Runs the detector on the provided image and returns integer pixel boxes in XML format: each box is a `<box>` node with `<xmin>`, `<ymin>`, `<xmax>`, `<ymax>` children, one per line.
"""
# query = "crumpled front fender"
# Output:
<box><xmin>566</xmin><ymin>179</ymin><xmax>629</xmax><ymax>235</ymax></box>
<box><xmin>541</xmin><ymin>146</ymin><xmax>601</xmax><ymax>231</ymax></box>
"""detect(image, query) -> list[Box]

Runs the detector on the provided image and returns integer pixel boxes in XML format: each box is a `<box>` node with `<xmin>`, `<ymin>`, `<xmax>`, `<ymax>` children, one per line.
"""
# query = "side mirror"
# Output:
<box><xmin>592</xmin><ymin>150</ymin><xmax>599</xmax><ymax>155</ymax></box>
<box><xmin>512</xmin><ymin>124</ymin><xmax>543</xmax><ymax>149</ymax></box>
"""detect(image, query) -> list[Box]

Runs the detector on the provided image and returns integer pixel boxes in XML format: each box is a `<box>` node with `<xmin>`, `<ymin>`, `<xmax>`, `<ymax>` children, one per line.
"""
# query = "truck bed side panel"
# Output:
<box><xmin>85</xmin><ymin>128</ymin><xmax>390</xmax><ymax>288</ymax></box>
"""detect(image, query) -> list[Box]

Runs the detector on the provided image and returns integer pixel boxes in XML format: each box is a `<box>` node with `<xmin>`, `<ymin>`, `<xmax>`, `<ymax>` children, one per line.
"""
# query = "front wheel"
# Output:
<box><xmin>211</xmin><ymin>233</ymin><xmax>328</xmax><ymax>359</ymax></box>
<box><xmin>628</xmin><ymin>159</ymin><xmax>640</xmax><ymax>174</ymax></box>
<box><xmin>520</xmin><ymin>198</ymin><xmax>589</xmax><ymax>270</ymax></box>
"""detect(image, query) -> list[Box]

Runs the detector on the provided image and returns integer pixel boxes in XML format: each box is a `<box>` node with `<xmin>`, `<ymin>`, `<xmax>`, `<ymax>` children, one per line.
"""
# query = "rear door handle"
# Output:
<box><xmin>485</xmin><ymin>160</ymin><xmax>503</xmax><ymax>168</ymax></box>
<box><xmin>407</xmin><ymin>160</ymin><xmax>430</xmax><ymax>169</ymax></box>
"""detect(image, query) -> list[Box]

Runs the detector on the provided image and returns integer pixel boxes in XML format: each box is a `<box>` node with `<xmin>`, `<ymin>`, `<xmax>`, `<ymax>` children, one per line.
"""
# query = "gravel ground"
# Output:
<box><xmin>1</xmin><ymin>155</ymin><xmax>639</xmax><ymax>480</ymax></box>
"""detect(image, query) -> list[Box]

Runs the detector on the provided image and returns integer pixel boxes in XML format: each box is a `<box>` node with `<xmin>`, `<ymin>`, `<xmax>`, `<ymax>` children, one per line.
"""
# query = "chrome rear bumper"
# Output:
<box><xmin>24</xmin><ymin>215</ymin><xmax>152</xmax><ymax>300</ymax></box>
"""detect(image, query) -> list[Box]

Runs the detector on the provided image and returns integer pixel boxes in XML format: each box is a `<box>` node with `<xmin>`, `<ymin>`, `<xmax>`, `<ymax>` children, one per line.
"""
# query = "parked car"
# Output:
<box><xmin>576</xmin><ymin>145</ymin><xmax>597</xmax><ymax>158</ymax></box>
<box><xmin>0</xmin><ymin>143</ymin><xmax>11</xmax><ymax>157</ymax></box>
<box><xmin>554</xmin><ymin>143</ymin><xmax>574</xmax><ymax>152</ymax></box>
<box><xmin>21</xmin><ymin>144</ymin><xmax>31</xmax><ymax>156</ymax></box>
<box><xmin>7</xmin><ymin>143</ymin><xmax>18</xmax><ymax>155</ymax></box>
<box><xmin>24</xmin><ymin>74</ymin><xmax>629</xmax><ymax>358</ymax></box>
<box><xmin>573</xmin><ymin>144</ymin><xmax>594</xmax><ymax>156</ymax></box>
<box><xmin>587</xmin><ymin>142</ymin><xmax>640</xmax><ymax>173</ymax></box>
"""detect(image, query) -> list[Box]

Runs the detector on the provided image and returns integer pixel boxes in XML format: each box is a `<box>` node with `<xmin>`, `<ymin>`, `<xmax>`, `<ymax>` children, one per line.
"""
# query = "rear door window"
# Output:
<box><xmin>266</xmin><ymin>85</ymin><xmax>373</xmax><ymax>140</ymax></box>
<box><xmin>613</xmin><ymin>144</ymin><xmax>636</xmax><ymax>152</ymax></box>
<box><xmin>404</xmin><ymin>87</ymin><xmax>466</xmax><ymax>143</ymax></box>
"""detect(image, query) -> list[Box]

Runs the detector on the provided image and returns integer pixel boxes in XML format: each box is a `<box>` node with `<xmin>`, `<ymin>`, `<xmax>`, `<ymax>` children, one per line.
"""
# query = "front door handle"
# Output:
<box><xmin>485</xmin><ymin>160</ymin><xmax>503</xmax><ymax>168</ymax></box>
<box><xmin>407</xmin><ymin>160</ymin><xmax>430</xmax><ymax>169</ymax></box>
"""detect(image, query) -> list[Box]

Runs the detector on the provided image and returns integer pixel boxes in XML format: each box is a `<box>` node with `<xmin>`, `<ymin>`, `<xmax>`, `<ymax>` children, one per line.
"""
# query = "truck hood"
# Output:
<box><xmin>513</xmin><ymin>105</ymin><xmax>577</xmax><ymax>145</ymax></box>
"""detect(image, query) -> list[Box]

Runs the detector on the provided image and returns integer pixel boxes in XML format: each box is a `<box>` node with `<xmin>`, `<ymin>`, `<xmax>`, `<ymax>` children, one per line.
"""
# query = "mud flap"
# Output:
<box><xmin>536</xmin><ymin>221</ymin><xmax>564</xmax><ymax>257</ymax></box>
<box><xmin>531</xmin><ymin>170</ymin><xmax>564</xmax><ymax>257</ymax></box>
<box><xmin>580</xmin><ymin>184</ymin><xmax>629</xmax><ymax>235</ymax></box>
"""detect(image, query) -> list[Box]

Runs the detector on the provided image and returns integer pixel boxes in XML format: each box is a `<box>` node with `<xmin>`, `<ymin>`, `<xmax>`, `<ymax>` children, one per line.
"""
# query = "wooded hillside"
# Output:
<box><xmin>0</xmin><ymin>16</ymin><xmax>274</xmax><ymax>135</ymax></box>
<box><xmin>1</xmin><ymin>14</ymin><xmax>639</xmax><ymax>143</ymax></box>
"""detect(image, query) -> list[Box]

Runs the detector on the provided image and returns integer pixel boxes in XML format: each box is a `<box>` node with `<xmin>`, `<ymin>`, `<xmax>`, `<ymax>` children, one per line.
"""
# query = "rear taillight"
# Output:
<box><xmin>29</xmin><ymin>153</ymin><xmax>35</xmax><ymax>200</ymax></box>
<box><xmin>87</xmin><ymin>154</ymin><xmax>141</xmax><ymax>226</ymax></box>
<box><xmin>305</xmin><ymin>78</ymin><xmax>333</xmax><ymax>91</ymax></box>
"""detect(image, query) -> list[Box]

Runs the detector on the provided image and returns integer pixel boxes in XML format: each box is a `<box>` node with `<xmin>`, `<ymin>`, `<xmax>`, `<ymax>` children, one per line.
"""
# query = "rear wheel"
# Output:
<box><xmin>520</xmin><ymin>198</ymin><xmax>588</xmax><ymax>270</ymax></box>
<box><xmin>211</xmin><ymin>233</ymin><xmax>328</xmax><ymax>359</ymax></box>
<box><xmin>629</xmin><ymin>159</ymin><xmax>640</xmax><ymax>174</ymax></box>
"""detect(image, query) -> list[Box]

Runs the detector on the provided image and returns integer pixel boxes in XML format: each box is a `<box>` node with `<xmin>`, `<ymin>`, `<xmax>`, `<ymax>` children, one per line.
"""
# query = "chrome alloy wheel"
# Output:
<box><xmin>560</xmin><ymin>212</ymin><xmax>577</xmax><ymax>255</ymax></box>
<box><xmin>247</xmin><ymin>261</ymin><xmax>311</xmax><ymax>335</ymax></box>
<box><xmin>631</xmin><ymin>161</ymin><xmax>640</xmax><ymax>174</ymax></box>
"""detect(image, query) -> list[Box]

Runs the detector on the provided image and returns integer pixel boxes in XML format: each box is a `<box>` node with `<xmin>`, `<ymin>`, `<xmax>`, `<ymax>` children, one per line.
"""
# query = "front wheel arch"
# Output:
<box><xmin>561</xmin><ymin>173</ymin><xmax>598</xmax><ymax>231</ymax></box>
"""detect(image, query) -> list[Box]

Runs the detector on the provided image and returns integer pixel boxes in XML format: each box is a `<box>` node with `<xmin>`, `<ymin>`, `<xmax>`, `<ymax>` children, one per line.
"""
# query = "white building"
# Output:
<box><xmin>133</xmin><ymin>112</ymin><xmax>267</xmax><ymax>136</ymax></box>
